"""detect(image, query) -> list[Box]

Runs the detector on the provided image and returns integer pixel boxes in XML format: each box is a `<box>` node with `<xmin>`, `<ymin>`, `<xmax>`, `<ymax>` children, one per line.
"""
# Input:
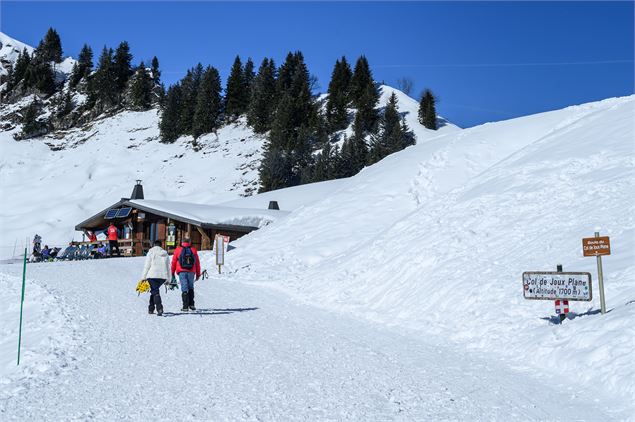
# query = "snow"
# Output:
<box><xmin>0</xmin><ymin>258</ymin><xmax>627</xmax><ymax>420</ymax></box>
<box><xmin>0</xmin><ymin>32</ymin><xmax>34</xmax><ymax>76</ymax></box>
<box><xmin>129</xmin><ymin>199</ymin><xmax>289</xmax><ymax>228</ymax></box>
<box><xmin>220</xmin><ymin>178</ymin><xmax>347</xmax><ymax>211</ymax></box>
<box><xmin>223</xmin><ymin>95</ymin><xmax>635</xmax><ymax>407</ymax></box>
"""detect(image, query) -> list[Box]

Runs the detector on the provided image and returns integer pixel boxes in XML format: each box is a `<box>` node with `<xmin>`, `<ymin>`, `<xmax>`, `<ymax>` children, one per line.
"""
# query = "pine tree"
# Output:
<box><xmin>418</xmin><ymin>89</ymin><xmax>437</xmax><ymax>130</ymax></box>
<box><xmin>247</xmin><ymin>58</ymin><xmax>277</xmax><ymax>133</ymax></box>
<box><xmin>7</xmin><ymin>48</ymin><xmax>31</xmax><ymax>92</ymax></box>
<box><xmin>325</xmin><ymin>56</ymin><xmax>352</xmax><ymax>132</ymax></box>
<box><xmin>350</xmin><ymin>56</ymin><xmax>379</xmax><ymax>134</ymax></box>
<box><xmin>311</xmin><ymin>142</ymin><xmax>335</xmax><ymax>182</ymax></box>
<box><xmin>259</xmin><ymin>51</ymin><xmax>317</xmax><ymax>191</ymax></box>
<box><xmin>224</xmin><ymin>56</ymin><xmax>247</xmax><ymax>119</ymax></box>
<box><xmin>369</xmin><ymin>92</ymin><xmax>415</xmax><ymax>164</ymax></box>
<box><xmin>150</xmin><ymin>56</ymin><xmax>161</xmax><ymax>85</ymax></box>
<box><xmin>113</xmin><ymin>41</ymin><xmax>133</xmax><ymax>93</ymax></box>
<box><xmin>18</xmin><ymin>97</ymin><xmax>47</xmax><ymax>139</ymax></box>
<box><xmin>129</xmin><ymin>62</ymin><xmax>153</xmax><ymax>110</ymax></box>
<box><xmin>339</xmin><ymin>120</ymin><xmax>368</xmax><ymax>176</ymax></box>
<box><xmin>23</xmin><ymin>56</ymin><xmax>55</xmax><ymax>95</ymax></box>
<box><xmin>70</xmin><ymin>44</ymin><xmax>93</xmax><ymax>88</ymax></box>
<box><xmin>178</xmin><ymin>63</ymin><xmax>204</xmax><ymax>134</ymax></box>
<box><xmin>88</xmin><ymin>46</ymin><xmax>117</xmax><ymax>110</ymax></box>
<box><xmin>35</xmin><ymin>27</ymin><xmax>63</xmax><ymax>63</ymax></box>
<box><xmin>159</xmin><ymin>84</ymin><xmax>182</xmax><ymax>143</ymax></box>
<box><xmin>258</xmin><ymin>146</ymin><xmax>290</xmax><ymax>192</ymax></box>
<box><xmin>56</xmin><ymin>91</ymin><xmax>74</xmax><ymax>118</ymax></box>
<box><xmin>192</xmin><ymin>66</ymin><xmax>222</xmax><ymax>139</ymax></box>
<box><xmin>244</xmin><ymin>57</ymin><xmax>255</xmax><ymax>97</ymax></box>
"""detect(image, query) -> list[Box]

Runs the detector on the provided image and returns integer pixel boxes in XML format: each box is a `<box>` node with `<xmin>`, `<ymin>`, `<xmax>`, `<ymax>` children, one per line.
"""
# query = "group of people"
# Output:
<box><xmin>140</xmin><ymin>236</ymin><xmax>201</xmax><ymax>316</ymax></box>
<box><xmin>30</xmin><ymin>234</ymin><xmax>60</xmax><ymax>262</ymax></box>
<box><xmin>81</xmin><ymin>222</ymin><xmax>121</xmax><ymax>258</ymax></box>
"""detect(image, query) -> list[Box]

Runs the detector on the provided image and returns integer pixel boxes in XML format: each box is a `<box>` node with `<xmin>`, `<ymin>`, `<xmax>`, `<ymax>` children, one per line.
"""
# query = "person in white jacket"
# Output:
<box><xmin>141</xmin><ymin>240</ymin><xmax>171</xmax><ymax>316</ymax></box>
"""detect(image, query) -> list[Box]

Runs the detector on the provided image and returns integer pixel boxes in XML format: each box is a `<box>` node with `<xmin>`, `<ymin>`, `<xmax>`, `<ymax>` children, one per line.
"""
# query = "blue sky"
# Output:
<box><xmin>2</xmin><ymin>1</ymin><xmax>633</xmax><ymax>127</ymax></box>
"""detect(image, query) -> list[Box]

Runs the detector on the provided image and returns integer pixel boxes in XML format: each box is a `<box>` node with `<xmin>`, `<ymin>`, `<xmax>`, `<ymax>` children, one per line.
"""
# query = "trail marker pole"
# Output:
<box><xmin>595</xmin><ymin>232</ymin><xmax>607</xmax><ymax>314</ymax></box>
<box><xmin>17</xmin><ymin>247</ymin><xmax>27</xmax><ymax>365</ymax></box>
<box><xmin>582</xmin><ymin>231</ymin><xmax>609</xmax><ymax>314</ymax></box>
<box><xmin>555</xmin><ymin>264</ymin><xmax>568</xmax><ymax>323</ymax></box>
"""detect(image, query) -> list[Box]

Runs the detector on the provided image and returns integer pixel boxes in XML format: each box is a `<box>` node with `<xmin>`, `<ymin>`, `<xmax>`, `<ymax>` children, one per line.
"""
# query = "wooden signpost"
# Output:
<box><xmin>582</xmin><ymin>232</ymin><xmax>610</xmax><ymax>314</ymax></box>
<box><xmin>522</xmin><ymin>232</ymin><xmax>612</xmax><ymax>321</ymax></box>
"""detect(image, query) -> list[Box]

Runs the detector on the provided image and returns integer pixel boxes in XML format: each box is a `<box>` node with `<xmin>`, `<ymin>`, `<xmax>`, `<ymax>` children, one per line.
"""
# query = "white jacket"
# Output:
<box><xmin>141</xmin><ymin>246</ymin><xmax>171</xmax><ymax>280</ymax></box>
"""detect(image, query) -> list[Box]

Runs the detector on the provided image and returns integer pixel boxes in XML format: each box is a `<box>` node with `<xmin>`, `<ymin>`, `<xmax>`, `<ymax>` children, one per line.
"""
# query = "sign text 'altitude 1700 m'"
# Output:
<box><xmin>522</xmin><ymin>272</ymin><xmax>592</xmax><ymax>301</ymax></box>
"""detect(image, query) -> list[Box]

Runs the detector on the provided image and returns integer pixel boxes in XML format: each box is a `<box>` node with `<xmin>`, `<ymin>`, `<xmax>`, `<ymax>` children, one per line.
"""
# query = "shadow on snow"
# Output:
<box><xmin>161</xmin><ymin>307</ymin><xmax>259</xmax><ymax>317</ymax></box>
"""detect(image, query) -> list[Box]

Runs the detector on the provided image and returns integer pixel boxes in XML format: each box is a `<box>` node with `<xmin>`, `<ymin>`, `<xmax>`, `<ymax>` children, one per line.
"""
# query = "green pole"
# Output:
<box><xmin>17</xmin><ymin>247</ymin><xmax>27</xmax><ymax>365</ymax></box>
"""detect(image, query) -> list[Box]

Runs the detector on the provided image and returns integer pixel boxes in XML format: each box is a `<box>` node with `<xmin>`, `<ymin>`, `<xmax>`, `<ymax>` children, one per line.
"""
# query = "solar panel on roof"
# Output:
<box><xmin>104</xmin><ymin>209</ymin><xmax>118</xmax><ymax>219</ymax></box>
<box><xmin>116</xmin><ymin>207</ymin><xmax>132</xmax><ymax>218</ymax></box>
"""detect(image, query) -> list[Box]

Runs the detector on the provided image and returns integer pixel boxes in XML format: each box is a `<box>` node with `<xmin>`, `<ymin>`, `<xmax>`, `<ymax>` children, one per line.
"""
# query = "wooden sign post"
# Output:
<box><xmin>582</xmin><ymin>232</ymin><xmax>610</xmax><ymax>314</ymax></box>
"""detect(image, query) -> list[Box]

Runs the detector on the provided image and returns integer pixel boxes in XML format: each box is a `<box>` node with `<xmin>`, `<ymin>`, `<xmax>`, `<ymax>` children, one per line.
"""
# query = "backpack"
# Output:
<box><xmin>179</xmin><ymin>246</ymin><xmax>195</xmax><ymax>269</ymax></box>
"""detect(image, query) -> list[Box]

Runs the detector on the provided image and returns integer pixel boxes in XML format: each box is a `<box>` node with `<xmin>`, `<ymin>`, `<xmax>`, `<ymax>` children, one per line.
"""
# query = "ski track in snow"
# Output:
<box><xmin>0</xmin><ymin>258</ymin><xmax>626</xmax><ymax>421</ymax></box>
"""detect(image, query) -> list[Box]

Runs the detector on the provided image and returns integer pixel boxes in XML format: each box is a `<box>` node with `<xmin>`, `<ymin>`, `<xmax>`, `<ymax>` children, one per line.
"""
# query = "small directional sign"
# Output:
<box><xmin>522</xmin><ymin>271</ymin><xmax>592</xmax><ymax>301</ymax></box>
<box><xmin>582</xmin><ymin>236</ymin><xmax>610</xmax><ymax>257</ymax></box>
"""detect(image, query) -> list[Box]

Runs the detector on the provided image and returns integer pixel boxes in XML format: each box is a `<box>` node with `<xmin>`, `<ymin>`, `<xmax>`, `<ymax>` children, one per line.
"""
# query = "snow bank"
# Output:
<box><xmin>0</xmin><ymin>271</ymin><xmax>75</xmax><ymax>403</ymax></box>
<box><xmin>223</xmin><ymin>95</ymin><xmax>635</xmax><ymax>405</ymax></box>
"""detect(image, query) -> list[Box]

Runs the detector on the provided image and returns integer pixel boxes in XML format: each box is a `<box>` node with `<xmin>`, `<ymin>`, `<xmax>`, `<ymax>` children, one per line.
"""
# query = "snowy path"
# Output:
<box><xmin>0</xmin><ymin>258</ymin><xmax>621</xmax><ymax>421</ymax></box>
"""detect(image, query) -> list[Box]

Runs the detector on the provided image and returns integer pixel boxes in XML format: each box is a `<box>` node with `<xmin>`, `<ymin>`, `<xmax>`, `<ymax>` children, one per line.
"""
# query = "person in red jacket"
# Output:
<box><xmin>107</xmin><ymin>223</ymin><xmax>120</xmax><ymax>257</ymax></box>
<box><xmin>171</xmin><ymin>236</ymin><xmax>201</xmax><ymax>311</ymax></box>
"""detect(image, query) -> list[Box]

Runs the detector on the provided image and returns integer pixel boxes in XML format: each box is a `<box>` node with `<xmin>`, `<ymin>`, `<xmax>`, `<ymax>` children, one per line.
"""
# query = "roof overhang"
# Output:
<box><xmin>76</xmin><ymin>200</ymin><xmax>272</xmax><ymax>233</ymax></box>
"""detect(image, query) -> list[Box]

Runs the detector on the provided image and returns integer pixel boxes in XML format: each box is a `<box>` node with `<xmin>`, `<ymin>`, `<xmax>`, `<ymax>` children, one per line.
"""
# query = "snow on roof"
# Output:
<box><xmin>128</xmin><ymin>199</ymin><xmax>289</xmax><ymax>229</ymax></box>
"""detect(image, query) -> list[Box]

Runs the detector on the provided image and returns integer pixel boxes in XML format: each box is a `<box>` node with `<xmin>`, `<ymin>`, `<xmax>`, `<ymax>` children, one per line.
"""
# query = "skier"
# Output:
<box><xmin>107</xmin><ymin>223</ymin><xmax>120</xmax><ymax>257</ymax></box>
<box><xmin>141</xmin><ymin>240</ymin><xmax>171</xmax><ymax>316</ymax></box>
<box><xmin>171</xmin><ymin>236</ymin><xmax>201</xmax><ymax>312</ymax></box>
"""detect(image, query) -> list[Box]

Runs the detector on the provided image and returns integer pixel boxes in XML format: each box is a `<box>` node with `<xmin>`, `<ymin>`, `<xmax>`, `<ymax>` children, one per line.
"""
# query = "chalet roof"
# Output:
<box><xmin>75</xmin><ymin>198</ymin><xmax>290</xmax><ymax>232</ymax></box>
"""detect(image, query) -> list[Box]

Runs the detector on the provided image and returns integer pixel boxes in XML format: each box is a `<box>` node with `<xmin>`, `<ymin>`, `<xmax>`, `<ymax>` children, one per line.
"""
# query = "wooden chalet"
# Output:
<box><xmin>74</xmin><ymin>181</ymin><xmax>287</xmax><ymax>256</ymax></box>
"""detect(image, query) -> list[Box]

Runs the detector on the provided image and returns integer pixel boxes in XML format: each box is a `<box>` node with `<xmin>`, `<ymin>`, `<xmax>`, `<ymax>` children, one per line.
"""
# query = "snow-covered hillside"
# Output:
<box><xmin>0</xmin><ymin>31</ymin><xmax>74</xmax><ymax>88</ymax></box>
<box><xmin>222</xmin><ymin>95</ymin><xmax>635</xmax><ymax>406</ymax></box>
<box><xmin>0</xmin><ymin>111</ymin><xmax>266</xmax><ymax>253</ymax></box>
<box><xmin>0</xmin><ymin>35</ymin><xmax>454</xmax><ymax>257</ymax></box>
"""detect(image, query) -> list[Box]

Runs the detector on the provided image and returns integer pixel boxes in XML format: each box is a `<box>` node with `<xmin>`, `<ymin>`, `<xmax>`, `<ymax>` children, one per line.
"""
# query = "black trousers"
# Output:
<box><xmin>108</xmin><ymin>240</ymin><xmax>120</xmax><ymax>256</ymax></box>
<box><xmin>147</xmin><ymin>278</ymin><xmax>165</xmax><ymax>310</ymax></box>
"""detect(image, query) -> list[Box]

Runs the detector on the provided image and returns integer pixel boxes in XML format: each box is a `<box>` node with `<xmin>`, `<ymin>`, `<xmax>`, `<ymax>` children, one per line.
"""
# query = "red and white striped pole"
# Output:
<box><xmin>555</xmin><ymin>264</ymin><xmax>568</xmax><ymax>323</ymax></box>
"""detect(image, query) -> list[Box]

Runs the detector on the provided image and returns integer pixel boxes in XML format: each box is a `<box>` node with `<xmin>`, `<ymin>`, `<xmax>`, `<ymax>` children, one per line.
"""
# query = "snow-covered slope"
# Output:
<box><xmin>0</xmin><ymin>111</ymin><xmax>266</xmax><ymax>254</ymax></box>
<box><xmin>224</xmin><ymin>95</ymin><xmax>635</xmax><ymax>405</ymax></box>
<box><xmin>0</xmin><ymin>31</ymin><xmax>74</xmax><ymax>85</ymax></box>
<box><xmin>0</xmin><ymin>32</ymin><xmax>34</xmax><ymax>76</ymax></box>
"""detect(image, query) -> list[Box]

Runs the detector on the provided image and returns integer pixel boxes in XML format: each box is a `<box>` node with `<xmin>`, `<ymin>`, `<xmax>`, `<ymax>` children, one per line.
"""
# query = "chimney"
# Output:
<box><xmin>131</xmin><ymin>180</ymin><xmax>144</xmax><ymax>200</ymax></box>
<box><xmin>268</xmin><ymin>201</ymin><xmax>279</xmax><ymax>210</ymax></box>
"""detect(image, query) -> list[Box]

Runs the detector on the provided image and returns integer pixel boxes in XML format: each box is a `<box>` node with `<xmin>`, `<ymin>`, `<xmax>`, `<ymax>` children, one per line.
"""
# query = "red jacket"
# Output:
<box><xmin>171</xmin><ymin>242</ymin><xmax>201</xmax><ymax>278</ymax></box>
<box><xmin>107</xmin><ymin>225</ymin><xmax>118</xmax><ymax>241</ymax></box>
